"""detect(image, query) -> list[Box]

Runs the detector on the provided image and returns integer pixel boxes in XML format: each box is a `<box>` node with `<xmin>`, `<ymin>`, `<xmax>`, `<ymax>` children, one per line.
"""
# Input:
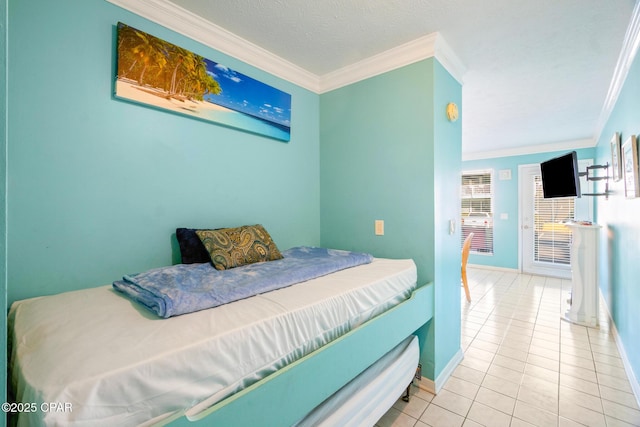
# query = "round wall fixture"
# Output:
<box><xmin>446</xmin><ymin>102</ymin><xmax>459</xmax><ymax>122</ymax></box>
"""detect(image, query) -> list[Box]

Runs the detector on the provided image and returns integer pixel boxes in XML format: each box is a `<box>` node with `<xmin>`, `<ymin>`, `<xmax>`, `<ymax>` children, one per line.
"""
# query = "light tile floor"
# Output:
<box><xmin>376</xmin><ymin>267</ymin><xmax>640</xmax><ymax>427</ymax></box>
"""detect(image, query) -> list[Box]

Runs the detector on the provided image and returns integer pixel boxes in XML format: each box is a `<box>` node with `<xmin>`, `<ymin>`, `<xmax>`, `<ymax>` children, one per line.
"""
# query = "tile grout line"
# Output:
<box><xmin>464</xmin><ymin>270</ymin><xmax>538</xmax><ymax>424</ymax></box>
<box><xmin>383</xmin><ymin>267</ymin><xmax>640</xmax><ymax>427</ymax></box>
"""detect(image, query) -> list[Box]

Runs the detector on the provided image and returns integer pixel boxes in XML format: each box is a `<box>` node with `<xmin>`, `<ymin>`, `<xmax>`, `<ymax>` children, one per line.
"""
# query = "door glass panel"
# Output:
<box><xmin>533</xmin><ymin>175</ymin><xmax>574</xmax><ymax>265</ymax></box>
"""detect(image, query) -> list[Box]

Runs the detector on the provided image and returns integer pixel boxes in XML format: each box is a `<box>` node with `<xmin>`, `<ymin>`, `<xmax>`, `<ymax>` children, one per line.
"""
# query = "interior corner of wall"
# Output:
<box><xmin>416</xmin><ymin>347</ymin><xmax>463</xmax><ymax>395</ymax></box>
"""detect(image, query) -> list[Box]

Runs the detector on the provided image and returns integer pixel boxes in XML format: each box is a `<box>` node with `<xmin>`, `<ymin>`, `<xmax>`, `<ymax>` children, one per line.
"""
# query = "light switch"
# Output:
<box><xmin>375</xmin><ymin>220</ymin><xmax>384</xmax><ymax>236</ymax></box>
<box><xmin>500</xmin><ymin>213</ymin><xmax>509</xmax><ymax>220</ymax></box>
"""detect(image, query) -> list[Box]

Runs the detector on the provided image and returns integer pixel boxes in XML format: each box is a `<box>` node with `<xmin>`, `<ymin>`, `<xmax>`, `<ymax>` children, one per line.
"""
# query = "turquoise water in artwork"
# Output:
<box><xmin>199</xmin><ymin>106</ymin><xmax>290</xmax><ymax>141</ymax></box>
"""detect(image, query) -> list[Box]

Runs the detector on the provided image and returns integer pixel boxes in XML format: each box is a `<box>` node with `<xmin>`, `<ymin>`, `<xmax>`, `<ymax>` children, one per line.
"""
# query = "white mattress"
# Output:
<box><xmin>8</xmin><ymin>258</ymin><xmax>417</xmax><ymax>427</ymax></box>
<box><xmin>294</xmin><ymin>335</ymin><xmax>419</xmax><ymax>427</ymax></box>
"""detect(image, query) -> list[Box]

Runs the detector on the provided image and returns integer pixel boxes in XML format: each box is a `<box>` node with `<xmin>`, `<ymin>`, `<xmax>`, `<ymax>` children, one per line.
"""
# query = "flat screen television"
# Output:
<box><xmin>540</xmin><ymin>151</ymin><xmax>581</xmax><ymax>198</ymax></box>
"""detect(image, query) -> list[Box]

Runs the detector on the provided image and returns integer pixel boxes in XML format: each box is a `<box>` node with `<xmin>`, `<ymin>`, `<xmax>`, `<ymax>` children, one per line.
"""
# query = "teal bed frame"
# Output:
<box><xmin>165</xmin><ymin>283</ymin><xmax>434</xmax><ymax>427</ymax></box>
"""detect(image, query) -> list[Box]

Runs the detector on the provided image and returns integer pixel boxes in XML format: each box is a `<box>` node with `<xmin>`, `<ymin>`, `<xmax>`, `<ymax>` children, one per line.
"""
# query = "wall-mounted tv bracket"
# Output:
<box><xmin>579</xmin><ymin>163</ymin><xmax>610</xmax><ymax>199</ymax></box>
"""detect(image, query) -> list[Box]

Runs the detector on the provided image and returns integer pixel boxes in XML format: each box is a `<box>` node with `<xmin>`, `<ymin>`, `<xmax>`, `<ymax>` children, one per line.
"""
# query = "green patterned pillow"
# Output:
<box><xmin>196</xmin><ymin>224</ymin><xmax>283</xmax><ymax>270</ymax></box>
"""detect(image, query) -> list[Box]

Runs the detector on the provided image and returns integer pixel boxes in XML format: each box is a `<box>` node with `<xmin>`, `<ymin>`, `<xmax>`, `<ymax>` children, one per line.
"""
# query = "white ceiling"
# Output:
<box><xmin>124</xmin><ymin>0</ymin><xmax>637</xmax><ymax>158</ymax></box>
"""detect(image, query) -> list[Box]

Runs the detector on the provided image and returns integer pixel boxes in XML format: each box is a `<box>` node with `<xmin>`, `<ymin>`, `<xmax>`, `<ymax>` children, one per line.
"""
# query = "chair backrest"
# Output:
<box><xmin>462</xmin><ymin>232</ymin><xmax>475</xmax><ymax>266</ymax></box>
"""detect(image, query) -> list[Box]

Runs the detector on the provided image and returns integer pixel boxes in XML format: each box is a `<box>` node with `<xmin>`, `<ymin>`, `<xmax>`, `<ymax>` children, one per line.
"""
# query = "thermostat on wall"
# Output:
<box><xmin>499</xmin><ymin>169</ymin><xmax>512</xmax><ymax>180</ymax></box>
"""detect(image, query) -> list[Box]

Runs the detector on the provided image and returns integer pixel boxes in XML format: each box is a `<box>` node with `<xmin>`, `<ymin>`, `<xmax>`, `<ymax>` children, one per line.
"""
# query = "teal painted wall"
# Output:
<box><xmin>593</xmin><ymin>45</ymin><xmax>640</xmax><ymax>386</ymax></box>
<box><xmin>320</xmin><ymin>61</ymin><xmax>435</xmax><ymax>272</ymax></box>
<box><xmin>462</xmin><ymin>148</ymin><xmax>596</xmax><ymax>269</ymax></box>
<box><xmin>1</xmin><ymin>0</ymin><xmax>8</xmax><ymax>415</ymax></box>
<box><xmin>7</xmin><ymin>0</ymin><xmax>320</xmax><ymax>305</ymax></box>
<box><xmin>320</xmin><ymin>59</ymin><xmax>462</xmax><ymax>380</ymax></box>
<box><xmin>431</xmin><ymin>61</ymin><xmax>464</xmax><ymax>380</ymax></box>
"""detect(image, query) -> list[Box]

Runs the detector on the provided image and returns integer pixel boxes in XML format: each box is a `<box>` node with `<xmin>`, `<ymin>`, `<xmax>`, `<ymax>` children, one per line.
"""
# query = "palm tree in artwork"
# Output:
<box><xmin>181</xmin><ymin>54</ymin><xmax>221</xmax><ymax>100</ymax></box>
<box><xmin>133</xmin><ymin>35</ymin><xmax>167</xmax><ymax>87</ymax></box>
<box><xmin>116</xmin><ymin>22</ymin><xmax>221</xmax><ymax>100</ymax></box>
<box><xmin>117</xmin><ymin>24</ymin><xmax>166</xmax><ymax>86</ymax></box>
<box><xmin>168</xmin><ymin>49</ymin><xmax>186</xmax><ymax>96</ymax></box>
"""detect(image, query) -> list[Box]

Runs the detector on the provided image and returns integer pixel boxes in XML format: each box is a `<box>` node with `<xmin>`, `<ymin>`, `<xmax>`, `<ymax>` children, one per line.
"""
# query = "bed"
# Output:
<box><xmin>8</xmin><ymin>227</ymin><xmax>434</xmax><ymax>427</ymax></box>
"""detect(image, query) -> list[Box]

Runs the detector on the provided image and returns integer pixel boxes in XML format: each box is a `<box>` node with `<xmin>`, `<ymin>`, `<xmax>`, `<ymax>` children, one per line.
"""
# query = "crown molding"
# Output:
<box><xmin>319</xmin><ymin>32</ymin><xmax>465</xmax><ymax>93</ymax></box>
<box><xmin>462</xmin><ymin>138</ymin><xmax>596</xmax><ymax>161</ymax></box>
<box><xmin>433</xmin><ymin>33</ymin><xmax>467</xmax><ymax>86</ymax></box>
<box><xmin>105</xmin><ymin>0</ymin><xmax>465</xmax><ymax>95</ymax></box>
<box><xmin>318</xmin><ymin>33</ymin><xmax>438</xmax><ymax>94</ymax></box>
<box><xmin>105</xmin><ymin>0</ymin><xmax>321</xmax><ymax>92</ymax></box>
<box><xmin>594</xmin><ymin>0</ymin><xmax>640</xmax><ymax>144</ymax></box>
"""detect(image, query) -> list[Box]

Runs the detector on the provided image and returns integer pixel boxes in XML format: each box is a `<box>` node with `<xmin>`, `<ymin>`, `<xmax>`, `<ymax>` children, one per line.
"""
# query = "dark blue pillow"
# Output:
<box><xmin>176</xmin><ymin>228</ymin><xmax>212</xmax><ymax>264</ymax></box>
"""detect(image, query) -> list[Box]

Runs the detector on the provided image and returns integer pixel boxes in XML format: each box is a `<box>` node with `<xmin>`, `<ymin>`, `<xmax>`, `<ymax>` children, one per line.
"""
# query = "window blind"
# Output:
<box><xmin>461</xmin><ymin>170</ymin><xmax>493</xmax><ymax>254</ymax></box>
<box><xmin>533</xmin><ymin>175</ymin><xmax>574</xmax><ymax>265</ymax></box>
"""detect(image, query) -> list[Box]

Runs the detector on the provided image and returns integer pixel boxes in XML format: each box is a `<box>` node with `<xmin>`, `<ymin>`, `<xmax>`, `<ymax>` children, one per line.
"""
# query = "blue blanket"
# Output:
<box><xmin>113</xmin><ymin>246</ymin><xmax>373</xmax><ymax>318</ymax></box>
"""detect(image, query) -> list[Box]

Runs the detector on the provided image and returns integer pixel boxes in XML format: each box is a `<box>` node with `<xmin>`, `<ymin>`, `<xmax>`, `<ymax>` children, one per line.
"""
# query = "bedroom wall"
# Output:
<box><xmin>320</xmin><ymin>59</ymin><xmax>463</xmax><ymax>383</ymax></box>
<box><xmin>6</xmin><ymin>0</ymin><xmax>321</xmax><ymax>305</ymax></box>
<box><xmin>461</xmin><ymin>147</ymin><xmax>596</xmax><ymax>269</ymax></box>
<box><xmin>1</xmin><ymin>0</ymin><xmax>8</xmax><ymax>411</ymax></box>
<box><xmin>431</xmin><ymin>61</ymin><xmax>464</xmax><ymax>383</ymax></box>
<box><xmin>593</xmin><ymin>42</ymin><xmax>640</xmax><ymax>393</ymax></box>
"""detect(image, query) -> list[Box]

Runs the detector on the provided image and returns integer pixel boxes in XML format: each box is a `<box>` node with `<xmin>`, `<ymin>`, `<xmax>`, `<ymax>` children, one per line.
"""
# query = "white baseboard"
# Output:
<box><xmin>417</xmin><ymin>376</ymin><xmax>436</xmax><ymax>394</ymax></box>
<box><xmin>599</xmin><ymin>290</ymin><xmax>640</xmax><ymax>408</ymax></box>
<box><xmin>417</xmin><ymin>348</ymin><xmax>464</xmax><ymax>394</ymax></box>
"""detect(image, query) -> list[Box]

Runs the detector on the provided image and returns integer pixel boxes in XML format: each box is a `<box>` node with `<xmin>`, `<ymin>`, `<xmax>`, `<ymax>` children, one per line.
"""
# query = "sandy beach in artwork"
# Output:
<box><xmin>116</xmin><ymin>79</ymin><xmax>233</xmax><ymax>118</ymax></box>
<box><xmin>115</xmin><ymin>78</ymin><xmax>290</xmax><ymax>141</ymax></box>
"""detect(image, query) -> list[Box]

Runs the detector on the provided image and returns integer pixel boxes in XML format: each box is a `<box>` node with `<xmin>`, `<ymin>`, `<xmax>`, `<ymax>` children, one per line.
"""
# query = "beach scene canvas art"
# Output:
<box><xmin>115</xmin><ymin>22</ymin><xmax>291</xmax><ymax>142</ymax></box>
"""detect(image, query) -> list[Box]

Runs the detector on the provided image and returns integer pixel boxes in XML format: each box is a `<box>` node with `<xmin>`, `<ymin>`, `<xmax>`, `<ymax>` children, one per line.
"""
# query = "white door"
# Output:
<box><xmin>519</xmin><ymin>161</ymin><xmax>593</xmax><ymax>278</ymax></box>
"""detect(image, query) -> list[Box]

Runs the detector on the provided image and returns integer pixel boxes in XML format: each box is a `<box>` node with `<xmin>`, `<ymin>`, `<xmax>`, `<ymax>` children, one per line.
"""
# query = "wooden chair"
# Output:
<box><xmin>461</xmin><ymin>232</ymin><xmax>474</xmax><ymax>302</ymax></box>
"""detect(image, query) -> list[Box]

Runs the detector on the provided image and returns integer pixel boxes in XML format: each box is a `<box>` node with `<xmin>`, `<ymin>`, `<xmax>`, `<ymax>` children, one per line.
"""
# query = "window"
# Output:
<box><xmin>533</xmin><ymin>175</ymin><xmax>574</xmax><ymax>265</ymax></box>
<box><xmin>461</xmin><ymin>170</ymin><xmax>494</xmax><ymax>254</ymax></box>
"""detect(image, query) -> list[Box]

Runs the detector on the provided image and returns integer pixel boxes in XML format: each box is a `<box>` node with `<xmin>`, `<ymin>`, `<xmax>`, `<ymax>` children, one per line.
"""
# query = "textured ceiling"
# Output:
<box><xmin>168</xmin><ymin>0</ymin><xmax>635</xmax><ymax>157</ymax></box>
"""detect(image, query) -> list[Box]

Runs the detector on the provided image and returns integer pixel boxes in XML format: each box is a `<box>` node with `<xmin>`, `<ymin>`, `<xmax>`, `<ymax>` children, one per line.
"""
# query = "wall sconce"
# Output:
<box><xmin>446</xmin><ymin>102</ymin><xmax>459</xmax><ymax>122</ymax></box>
